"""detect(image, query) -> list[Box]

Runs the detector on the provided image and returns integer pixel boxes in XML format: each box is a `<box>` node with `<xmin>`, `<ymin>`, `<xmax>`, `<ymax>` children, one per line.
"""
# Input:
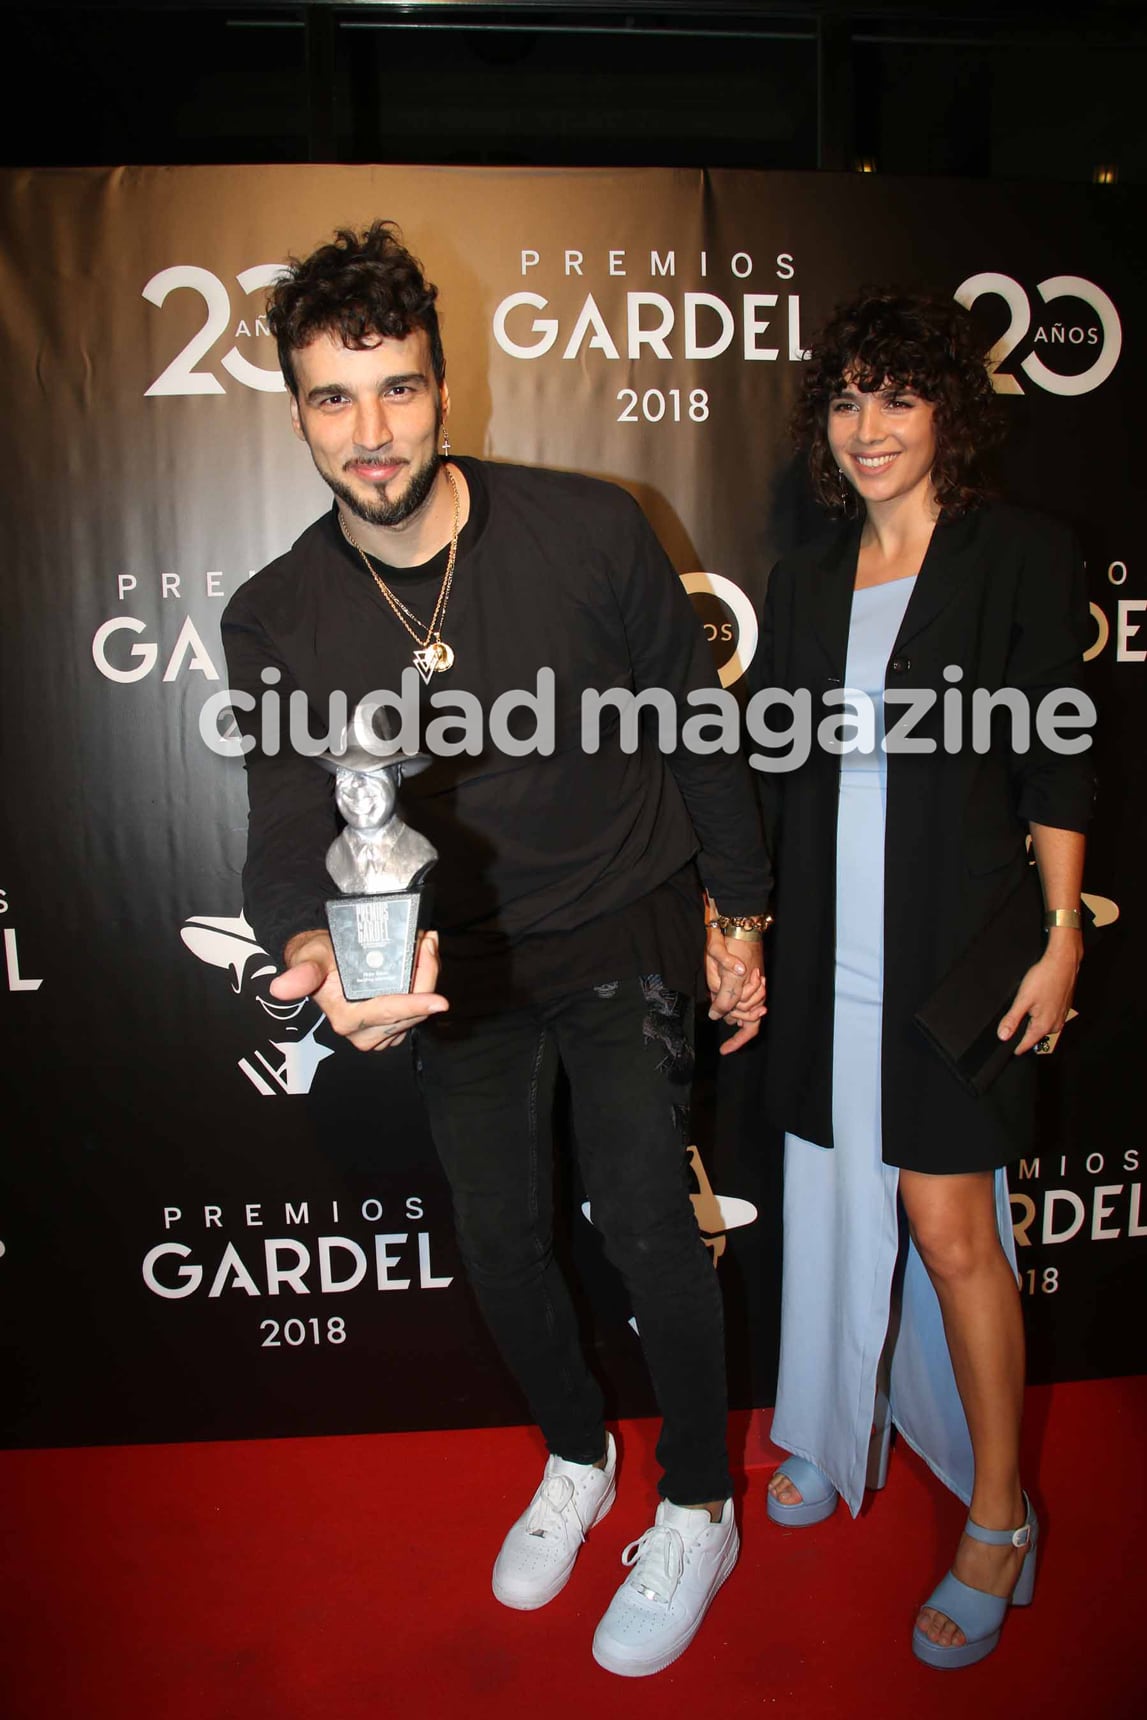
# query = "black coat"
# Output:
<box><xmin>755</xmin><ymin>502</ymin><xmax>1095</xmax><ymax>1173</ymax></box>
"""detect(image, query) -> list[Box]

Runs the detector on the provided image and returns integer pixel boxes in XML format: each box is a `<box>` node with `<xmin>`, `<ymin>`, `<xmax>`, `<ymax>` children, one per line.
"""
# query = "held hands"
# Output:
<box><xmin>270</xmin><ymin>927</ymin><xmax>448</xmax><ymax>1051</ymax></box>
<box><xmin>998</xmin><ymin>928</ymin><xmax>1083</xmax><ymax>1056</ymax></box>
<box><xmin>705</xmin><ymin>924</ymin><xmax>767</xmax><ymax>1056</ymax></box>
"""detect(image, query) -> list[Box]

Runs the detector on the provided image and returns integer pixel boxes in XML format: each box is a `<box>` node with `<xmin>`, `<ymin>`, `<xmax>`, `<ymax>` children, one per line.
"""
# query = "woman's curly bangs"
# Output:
<box><xmin>792</xmin><ymin>288</ymin><xmax>1002</xmax><ymax>517</ymax></box>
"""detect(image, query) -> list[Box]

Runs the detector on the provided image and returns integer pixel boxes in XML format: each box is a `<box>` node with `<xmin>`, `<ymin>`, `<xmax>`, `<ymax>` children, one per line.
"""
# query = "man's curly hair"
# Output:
<box><xmin>267</xmin><ymin>221</ymin><xmax>444</xmax><ymax>396</ymax></box>
<box><xmin>792</xmin><ymin>288</ymin><xmax>1002</xmax><ymax>517</ymax></box>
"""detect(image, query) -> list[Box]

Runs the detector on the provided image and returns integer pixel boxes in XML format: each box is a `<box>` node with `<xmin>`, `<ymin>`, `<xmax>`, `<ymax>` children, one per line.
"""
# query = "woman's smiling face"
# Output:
<box><xmin>827</xmin><ymin>376</ymin><xmax>938</xmax><ymax>510</ymax></box>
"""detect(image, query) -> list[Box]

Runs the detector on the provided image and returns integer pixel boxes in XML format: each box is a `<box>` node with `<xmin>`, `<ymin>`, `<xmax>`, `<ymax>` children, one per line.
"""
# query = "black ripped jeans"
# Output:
<box><xmin>415</xmin><ymin>976</ymin><xmax>732</xmax><ymax>1505</ymax></box>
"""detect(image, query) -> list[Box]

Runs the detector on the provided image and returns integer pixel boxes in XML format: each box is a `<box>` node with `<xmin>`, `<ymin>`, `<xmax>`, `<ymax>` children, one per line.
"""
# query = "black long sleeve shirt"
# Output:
<box><xmin>222</xmin><ymin>458</ymin><xmax>771</xmax><ymax>1013</ymax></box>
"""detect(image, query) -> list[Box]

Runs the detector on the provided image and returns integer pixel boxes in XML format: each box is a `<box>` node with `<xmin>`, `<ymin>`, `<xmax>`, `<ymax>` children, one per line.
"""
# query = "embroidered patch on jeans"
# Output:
<box><xmin>639</xmin><ymin>973</ymin><xmax>694</xmax><ymax>1083</ymax></box>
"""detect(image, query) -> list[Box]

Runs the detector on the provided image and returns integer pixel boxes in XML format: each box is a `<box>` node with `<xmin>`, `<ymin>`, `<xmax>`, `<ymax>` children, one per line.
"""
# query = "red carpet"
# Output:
<box><xmin>1</xmin><ymin>1377</ymin><xmax>1142</xmax><ymax>1720</ymax></box>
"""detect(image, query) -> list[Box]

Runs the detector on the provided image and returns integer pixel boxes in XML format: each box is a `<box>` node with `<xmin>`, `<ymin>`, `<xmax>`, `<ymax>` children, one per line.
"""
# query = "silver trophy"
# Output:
<box><xmin>318</xmin><ymin>710</ymin><xmax>437</xmax><ymax>1002</ymax></box>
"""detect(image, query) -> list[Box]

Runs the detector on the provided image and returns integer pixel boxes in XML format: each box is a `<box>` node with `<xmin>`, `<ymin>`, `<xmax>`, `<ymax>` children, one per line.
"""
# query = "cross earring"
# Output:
<box><xmin>441</xmin><ymin>430</ymin><xmax>451</xmax><ymax>458</ymax></box>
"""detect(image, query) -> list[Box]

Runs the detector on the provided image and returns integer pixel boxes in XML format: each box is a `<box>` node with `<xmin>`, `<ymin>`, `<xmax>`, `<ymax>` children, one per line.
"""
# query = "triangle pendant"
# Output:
<box><xmin>412</xmin><ymin>646</ymin><xmax>438</xmax><ymax>685</ymax></box>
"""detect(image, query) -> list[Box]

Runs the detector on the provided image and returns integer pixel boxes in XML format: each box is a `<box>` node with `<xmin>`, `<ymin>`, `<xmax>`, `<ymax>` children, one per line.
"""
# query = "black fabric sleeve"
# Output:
<box><xmin>747</xmin><ymin>557</ymin><xmax>784</xmax><ymax>870</ymax></box>
<box><xmin>1006</xmin><ymin>518</ymin><xmax>1097</xmax><ymax>833</ymax></box>
<box><xmin>604</xmin><ymin>493</ymin><xmax>773</xmax><ymax>914</ymax></box>
<box><xmin>221</xmin><ymin>601</ymin><xmax>340</xmax><ymax>964</ymax></box>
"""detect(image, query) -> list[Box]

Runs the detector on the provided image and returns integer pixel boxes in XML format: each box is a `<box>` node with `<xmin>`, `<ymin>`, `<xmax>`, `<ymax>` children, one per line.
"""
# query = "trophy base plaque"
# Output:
<box><xmin>326</xmin><ymin>890</ymin><xmax>422</xmax><ymax>1002</ymax></box>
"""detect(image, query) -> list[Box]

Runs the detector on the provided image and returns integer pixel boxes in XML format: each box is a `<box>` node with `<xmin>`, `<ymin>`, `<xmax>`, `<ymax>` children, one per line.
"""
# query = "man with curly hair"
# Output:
<box><xmin>221</xmin><ymin>222</ymin><xmax>770</xmax><ymax>1678</ymax></box>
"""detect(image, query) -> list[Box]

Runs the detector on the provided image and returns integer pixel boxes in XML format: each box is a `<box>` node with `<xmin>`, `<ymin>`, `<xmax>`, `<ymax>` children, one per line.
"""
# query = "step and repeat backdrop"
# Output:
<box><xmin>0</xmin><ymin>165</ymin><xmax>1141</xmax><ymax>1447</ymax></box>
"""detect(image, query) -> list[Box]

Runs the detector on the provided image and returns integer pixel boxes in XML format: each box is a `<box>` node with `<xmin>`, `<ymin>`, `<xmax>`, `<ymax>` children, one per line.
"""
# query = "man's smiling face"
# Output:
<box><xmin>289</xmin><ymin>326</ymin><xmax>448</xmax><ymax>528</ymax></box>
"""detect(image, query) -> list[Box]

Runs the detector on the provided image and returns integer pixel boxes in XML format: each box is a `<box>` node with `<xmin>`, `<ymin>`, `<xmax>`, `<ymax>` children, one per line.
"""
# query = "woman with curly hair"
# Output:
<box><xmin>756</xmin><ymin>289</ymin><xmax>1094</xmax><ymax>1666</ymax></box>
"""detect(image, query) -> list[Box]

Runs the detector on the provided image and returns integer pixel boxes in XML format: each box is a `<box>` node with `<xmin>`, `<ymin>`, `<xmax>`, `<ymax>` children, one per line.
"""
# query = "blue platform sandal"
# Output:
<box><xmin>912</xmin><ymin>1494</ymin><xmax>1038</xmax><ymax>1670</ymax></box>
<box><xmin>768</xmin><ymin>1396</ymin><xmax>892</xmax><ymax>1527</ymax></box>
<box><xmin>766</xmin><ymin>1454</ymin><xmax>839</xmax><ymax>1526</ymax></box>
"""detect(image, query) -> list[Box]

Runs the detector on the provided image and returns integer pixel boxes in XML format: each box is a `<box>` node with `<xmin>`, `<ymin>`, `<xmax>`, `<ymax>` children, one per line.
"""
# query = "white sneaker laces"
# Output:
<box><xmin>620</xmin><ymin>1524</ymin><xmax>684</xmax><ymax>1604</ymax></box>
<box><xmin>525</xmin><ymin>1473</ymin><xmax>580</xmax><ymax>1540</ymax></box>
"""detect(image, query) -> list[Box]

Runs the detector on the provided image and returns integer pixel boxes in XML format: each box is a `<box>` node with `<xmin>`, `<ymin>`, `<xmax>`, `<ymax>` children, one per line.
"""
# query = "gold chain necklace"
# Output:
<box><xmin>339</xmin><ymin>465</ymin><xmax>460</xmax><ymax>683</ymax></box>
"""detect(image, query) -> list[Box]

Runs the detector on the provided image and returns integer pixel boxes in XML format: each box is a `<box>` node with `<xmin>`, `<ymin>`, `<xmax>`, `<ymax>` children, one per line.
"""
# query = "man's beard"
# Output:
<box><xmin>329</xmin><ymin>443</ymin><xmax>443</xmax><ymax>529</ymax></box>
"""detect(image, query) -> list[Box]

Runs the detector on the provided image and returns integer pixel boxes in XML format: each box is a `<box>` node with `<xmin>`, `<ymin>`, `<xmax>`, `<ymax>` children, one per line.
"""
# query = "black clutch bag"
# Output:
<box><xmin>913</xmin><ymin>871</ymin><xmax>1044</xmax><ymax>1097</ymax></box>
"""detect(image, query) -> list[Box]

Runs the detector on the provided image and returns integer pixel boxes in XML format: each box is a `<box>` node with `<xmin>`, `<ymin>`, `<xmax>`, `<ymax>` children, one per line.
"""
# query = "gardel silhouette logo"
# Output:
<box><xmin>180</xmin><ymin>912</ymin><xmax>334</xmax><ymax>1096</ymax></box>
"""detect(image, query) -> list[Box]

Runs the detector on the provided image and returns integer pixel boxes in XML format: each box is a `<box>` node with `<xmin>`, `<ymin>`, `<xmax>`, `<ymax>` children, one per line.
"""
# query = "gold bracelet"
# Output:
<box><xmin>1043</xmin><ymin>908</ymin><xmax>1082</xmax><ymax>931</ymax></box>
<box><xmin>726</xmin><ymin>925</ymin><xmax>763</xmax><ymax>944</ymax></box>
<box><xmin>708</xmin><ymin>912</ymin><xmax>773</xmax><ymax>938</ymax></box>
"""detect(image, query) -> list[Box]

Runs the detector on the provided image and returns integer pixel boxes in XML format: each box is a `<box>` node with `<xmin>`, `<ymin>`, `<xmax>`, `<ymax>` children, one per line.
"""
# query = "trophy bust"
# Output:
<box><xmin>318</xmin><ymin>708</ymin><xmax>437</xmax><ymax>1002</ymax></box>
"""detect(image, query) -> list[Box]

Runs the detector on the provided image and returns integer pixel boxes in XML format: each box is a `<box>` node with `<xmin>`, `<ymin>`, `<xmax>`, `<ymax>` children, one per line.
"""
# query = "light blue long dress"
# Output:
<box><xmin>770</xmin><ymin>578</ymin><xmax>1017</xmax><ymax>1516</ymax></box>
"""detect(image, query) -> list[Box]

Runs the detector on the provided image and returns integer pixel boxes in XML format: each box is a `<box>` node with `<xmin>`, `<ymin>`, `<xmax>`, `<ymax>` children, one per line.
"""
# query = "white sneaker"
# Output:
<box><xmin>491</xmin><ymin>1433</ymin><xmax>617</xmax><ymax>1611</ymax></box>
<box><xmin>591</xmin><ymin>1497</ymin><xmax>739</xmax><ymax>1677</ymax></box>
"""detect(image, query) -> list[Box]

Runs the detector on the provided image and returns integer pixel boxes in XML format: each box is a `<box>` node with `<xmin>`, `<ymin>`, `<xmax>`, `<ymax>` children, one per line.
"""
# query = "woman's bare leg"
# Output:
<box><xmin>899</xmin><ymin>1168</ymin><xmax>1030</xmax><ymax>1647</ymax></box>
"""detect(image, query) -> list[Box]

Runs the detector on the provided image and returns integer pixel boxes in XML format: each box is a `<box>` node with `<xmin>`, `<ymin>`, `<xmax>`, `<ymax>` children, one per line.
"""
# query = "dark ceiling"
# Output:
<box><xmin>2</xmin><ymin>2</ymin><xmax>1144</xmax><ymax>182</ymax></box>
